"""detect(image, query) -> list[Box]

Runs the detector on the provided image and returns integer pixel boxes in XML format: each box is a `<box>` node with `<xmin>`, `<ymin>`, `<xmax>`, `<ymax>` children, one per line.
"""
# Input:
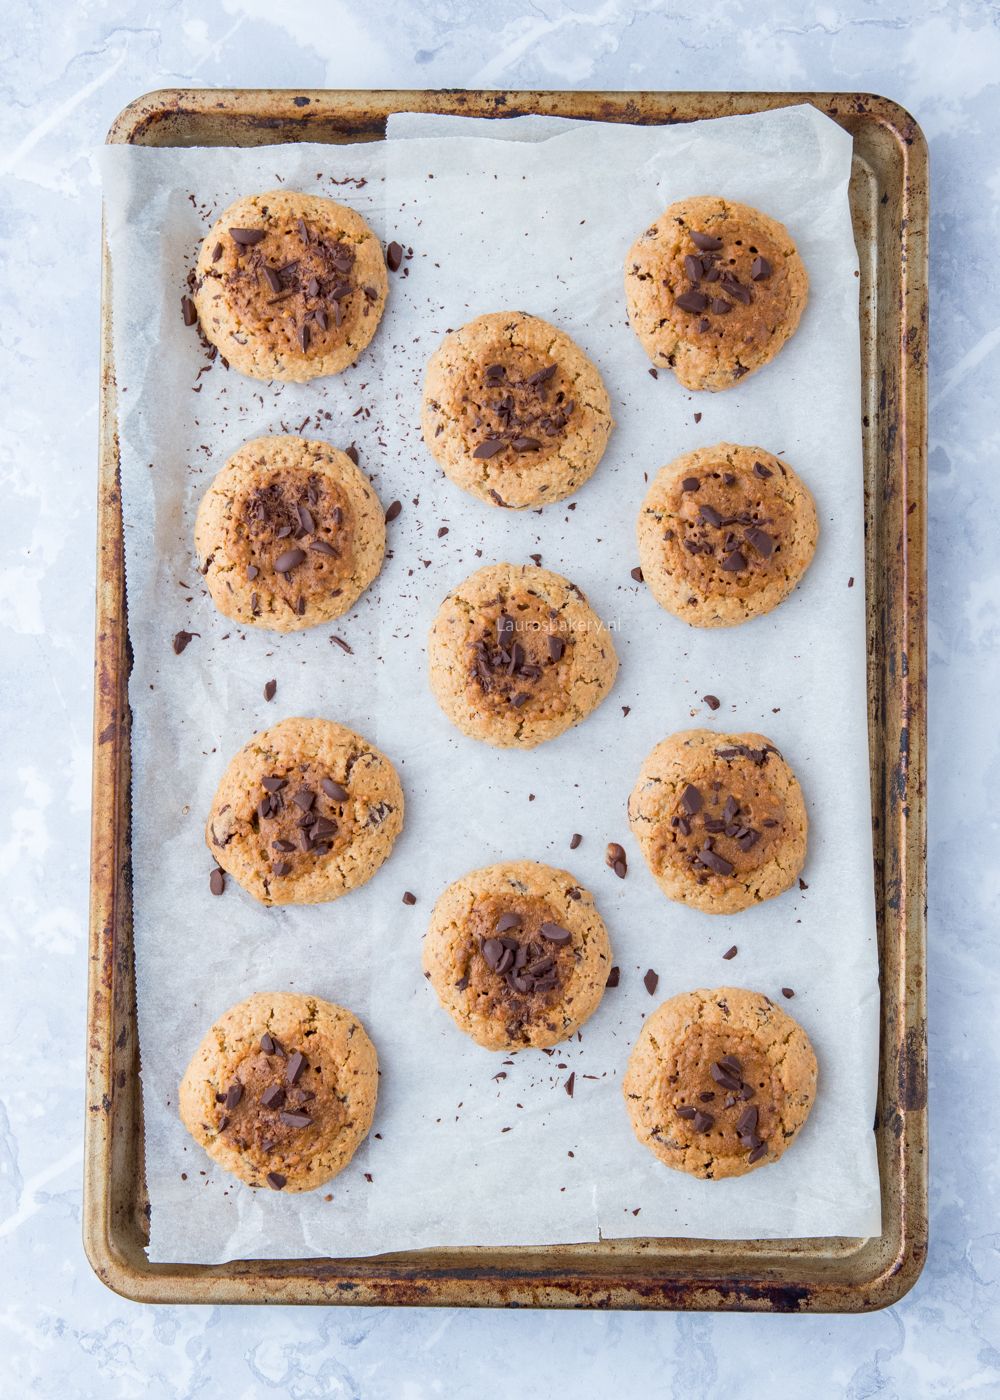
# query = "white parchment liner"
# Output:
<box><xmin>100</xmin><ymin>104</ymin><xmax>880</xmax><ymax>1263</ymax></box>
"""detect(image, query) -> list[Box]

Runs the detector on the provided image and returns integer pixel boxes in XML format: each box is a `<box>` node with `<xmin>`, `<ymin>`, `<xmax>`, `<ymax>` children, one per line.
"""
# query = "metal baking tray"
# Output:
<box><xmin>86</xmin><ymin>88</ymin><xmax>927</xmax><ymax>1310</ymax></box>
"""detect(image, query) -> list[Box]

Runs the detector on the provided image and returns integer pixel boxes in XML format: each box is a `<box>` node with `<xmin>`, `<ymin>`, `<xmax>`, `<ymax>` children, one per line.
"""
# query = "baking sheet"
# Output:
<box><xmin>99</xmin><ymin>102</ymin><xmax>880</xmax><ymax>1264</ymax></box>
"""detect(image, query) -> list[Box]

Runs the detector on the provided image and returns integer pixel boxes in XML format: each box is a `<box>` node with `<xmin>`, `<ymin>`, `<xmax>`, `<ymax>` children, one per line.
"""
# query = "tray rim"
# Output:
<box><xmin>85</xmin><ymin>86</ymin><xmax>928</xmax><ymax>1312</ymax></box>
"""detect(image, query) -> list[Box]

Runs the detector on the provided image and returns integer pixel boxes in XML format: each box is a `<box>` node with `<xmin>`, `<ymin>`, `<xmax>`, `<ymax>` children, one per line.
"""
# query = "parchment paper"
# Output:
<box><xmin>100</xmin><ymin>104</ymin><xmax>881</xmax><ymax>1263</ymax></box>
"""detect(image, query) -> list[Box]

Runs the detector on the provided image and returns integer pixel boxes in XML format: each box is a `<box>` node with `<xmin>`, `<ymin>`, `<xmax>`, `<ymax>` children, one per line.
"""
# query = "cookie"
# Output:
<box><xmin>422</xmin><ymin>861</ymin><xmax>612</xmax><ymax>1051</ymax></box>
<box><xmin>179</xmin><ymin>992</ymin><xmax>378</xmax><ymax>1192</ymax></box>
<box><xmin>624</xmin><ymin>197</ymin><xmax>808</xmax><ymax>391</ymax></box>
<box><xmin>191</xmin><ymin>191</ymin><xmax>388</xmax><ymax>381</ymax></box>
<box><xmin>622</xmin><ymin>987</ymin><xmax>818</xmax><ymax>1179</ymax></box>
<box><xmin>206</xmin><ymin>717</ymin><xmax>404</xmax><ymax>906</ymax></box>
<box><xmin>420</xmin><ymin>311</ymin><xmax>613</xmax><ymax>509</ymax></box>
<box><xmin>194</xmin><ymin>435</ymin><xmax>385</xmax><ymax>633</ymax></box>
<box><xmin>636</xmin><ymin>443</ymin><xmax>818</xmax><ymax>627</ymax></box>
<box><xmin>628</xmin><ymin>729</ymin><xmax>807</xmax><ymax>914</ymax></box>
<box><xmin>427</xmin><ymin>563</ymin><xmax>618</xmax><ymax>749</ymax></box>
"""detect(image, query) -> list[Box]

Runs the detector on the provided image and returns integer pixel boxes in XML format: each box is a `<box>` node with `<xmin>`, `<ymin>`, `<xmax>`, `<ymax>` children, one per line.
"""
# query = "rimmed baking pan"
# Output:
<box><xmin>86</xmin><ymin>88</ymin><xmax>927</xmax><ymax>1310</ymax></box>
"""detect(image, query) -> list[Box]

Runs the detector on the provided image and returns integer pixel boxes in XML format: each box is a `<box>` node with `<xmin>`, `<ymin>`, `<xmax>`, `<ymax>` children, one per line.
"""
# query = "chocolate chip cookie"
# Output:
<box><xmin>195</xmin><ymin>435</ymin><xmax>385</xmax><ymax>632</ymax></box>
<box><xmin>625</xmin><ymin>196</ymin><xmax>808</xmax><ymax>391</ymax></box>
<box><xmin>191</xmin><ymin>191</ymin><xmax>388</xmax><ymax>381</ymax></box>
<box><xmin>179</xmin><ymin>992</ymin><xmax>378</xmax><ymax>1192</ymax></box>
<box><xmin>636</xmin><ymin>443</ymin><xmax>818</xmax><ymax>627</ymax></box>
<box><xmin>422</xmin><ymin>861</ymin><xmax>612</xmax><ymax>1051</ymax></box>
<box><xmin>628</xmin><ymin>729</ymin><xmax>807</xmax><ymax>914</ymax></box>
<box><xmin>427</xmin><ymin>562</ymin><xmax>618</xmax><ymax>749</ymax></box>
<box><xmin>206</xmin><ymin>717</ymin><xmax>404</xmax><ymax>906</ymax></box>
<box><xmin>623</xmin><ymin>987</ymin><xmax>818</xmax><ymax>1179</ymax></box>
<box><xmin>420</xmin><ymin>311</ymin><xmax>613</xmax><ymax>509</ymax></box>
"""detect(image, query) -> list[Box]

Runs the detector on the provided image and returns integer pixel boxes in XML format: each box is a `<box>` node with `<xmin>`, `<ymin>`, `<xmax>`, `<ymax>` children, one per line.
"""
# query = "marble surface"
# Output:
<box><xmin>1</xmin><ymin>1</ymin><xmax>995</xmax><ymax>1395</ymax></box>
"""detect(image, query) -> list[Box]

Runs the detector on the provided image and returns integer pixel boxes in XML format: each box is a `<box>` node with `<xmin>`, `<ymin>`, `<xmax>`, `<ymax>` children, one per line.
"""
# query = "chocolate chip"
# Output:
<box><xmin>496</xmin><ymin>912</ymin><xmax>522</xmax><ymax>933</ymax></box>
<box><xmin>753</xmin><ymin>461</ymin><xmax>773</xmax><ymax>479</ymax></box>
<box><xmin>643</xmin><ymin>968</ymin><xmax>658</xmax><ymax>996</ymax></box>
<box><xmin>527</xmin><ymin>363</ymin><xmax>558</xmax><ymax>386</ymax></box>
<box><xmin>722</xmin><ymin>945</ymin><xmax>738</xmax><ymax>960</ymax></box>
<box><xmin>260</xmin><ymin>1033</ymin><xmax>278</xmax><ymax>1055</ymax></box>
<box><xmin>274</xmin><ymin>547</ymin><xmax>306</xmax><ymax>574</ymax></box>
<box><xmin>285</xmin><ymin>1051</ymin><xmax>307</xmax><ymax>1086</ymax></box>
<box><xmin>675</xmin><ymin>289</ymin><xmax>709</xmax><ymax>313</ymax></box>
<box><xmin>172</xmin><ymin>630</ymin><xmax>197</xmax><ymax>655</ymax></box>
<box><xmin>279</xmin><ymin>1110</ymin><xmax>313</xmax><ymax>1128</ymax></box>
<box><xmin>263</xmin><ymin>679</ymin><xmax>277</xmax><ymax>702</ymax></box>
<box><xmin>320</xmin><ymin>778</ymin><xmax>348</xmax><ymax>802</ymax></box>
<box><xmin>565</xmin><ymin>1072</ymin><xmax>575</xmax><ymax>1097</ymax></box>
<box><xmin>385</xmin><ymin>500</ymin><xmax>402</xmax><ymax>522</ymax></box>
<box><xmin>781</xmin><ymin>987</ymin><xmax>795</xmax><ymax>999</ymax></box>
<box><xmin>261</xmin><ymin>776</ymin><xmax>286</xmax><ymax>793</ymax></box>
<box><xmin>703</xmin><ymin>694</ymin><xmax>721</xmax><ymax>710</ymax></box>
<box><xmin>309</xmin><ymin>539</ymin><xmax>338</xmax><ymax>557</ymax></box>
<box><xmin>750</xmin><ymin>256</ymin><xmax>772</xmax><ymax>281</ymax></box>
<box><xmin>212</xmin><ymin>242</ymin><xmax>223</xmax><ymax>262</ymax></box>
<box><xmin>209</xmin><ymin>868</ymin><xmax>225</xmax><ymax>897</ymax></box>
<box><xmin>676</xmin><ymin>1105</ymin><xmax>697</xmax><ymax>1120</ymax></box>
<box><xmin>512</xmin><ymin>436</ymin><xmax>541</xmax><ymax>452</ymax></box>
<box><xmin>711</xmin><ymin>298</ymin><xmax>732</xmax><ymax>315</ymax></box>
<box><xmin>569</xmin><ymin>832</ymin><xmax>582</xmax><ymax>850</ymax></box>
<box><xmin>696</xmin><ymin>848</ymin><xmax>735</xmax><ymax>877</ymax></box>
<box><xmin>272</xmin><ymin>860</ymin><xmax>292</xmax><ymax>876</ymax></box>
<box><xmin>298</xmin><ymin>323</ymin><xmax>311</xmax><ymax>353</ymax></box>
<box><xmin>266</xmin><ymin>1171</ymin><xmax>287</xmax><ymax>1190</ymax></box>
<box><xmin>720</xmin><ymin>549</ymin><xmax>746</xmax><ymax>572</ymax></box>
<box><xmin>472</xmin><ymin>438</ymin><xmax>506</xmax><ymax>459</ymax></box>
<box><xmin>540</xmin><ymin>922</ymin><xmax>571</xmax><ymax>945</ymax></box>
<box><xmin>692</xmin><ymin>1110</ymin><xmax>715</xmax><ymax>1132</ymax></box>
<box><xmin>683</xmin><ymin>254</ymin><xmax>703</xmax><ymax>281</ymax></box>
<box><xmin>509</xmin><ymin>692</ymin><xmax>530</xmax><ymax>709</ymax></box>
<box><xmin>710</xmin><ymin>1063</ymin><xmax>741</xmax><ymax>1092</ymax></box>
<box><xmin>261</xmin><ymin>265</ymin><xmax>282</xmax><ymax>294</ymax></box>
<box><xmin>630</xmin><ymin>566</ymin><xmax>644</xmax><ymax>582</ymax></box>
<box><xmin>291</xmin><ymin>788</ymin><xmax>315</xmax><ymax>812</ymax></box>
<box><xmin>229</xmin><ymin>227</ymin><xmax>266</xmax><ymax>246</ymax></box>
<box><xmin>224</xmin><ymin>1081</ymin><xmax>243</xmax><ymax>1110</ymax></box>
<box><xmin>606</xmin><ymin>966</ymin><xmax>620</xmax><ymax>988</ymax></box>
<box><xmin>690</xmin><ymin>230</ymin><xmax>723</xmax><ymax>251</ymax></box>
<box><xmin>746</xmin><ymin>527</ymin><xmax>775</xmax><ymax>558</ymax></box>
<box><xmin>482</xmin><ymin>938</ymin><xmax>504</xmax><ymax>969</ymax></box>
<box><xmin>402</xmin><ymin>891</ymin><xmax>417</xmax><ymax>906</ymax></box>
<box><xmin>606</xmin><ymin>842</ymin><xmax>626</xmax><ymax>867</ymax></box>
<box><xmin>680</xmin><ymin>783</ymin><xmax>703</xmax><ymax>815</ymax></box>
<box><xmin>261</xmin><ymin>1084</ymin><xmax>285</xmax><ymax>1109</ymax></box>
<box><xmin>548</xmin><ymin>634</ymin><xmax>565</xmax><ymax>662</ymax></box>
<box><xmin>181</xmin><ymin>296</ymin><xmax>197</xmax><ymax>327</ymax></box>
<box><xmin>699</xmin><ymin>504</ymin><xmax>724</xmax><ymax>527</ymax></box>
<box><xmin>681</xmin><ymin>477</ymin><xmax>700</xmax><ymax>492</ymax></box>
<box><xmin>747</xmin><ymin>1144</ymin><xmax>767</xmax><ymax>1164</ymax></box>
<box><xmin>386</xmin><ymin>241</ymin><xmax>403</xmax><ymax>272</ymax></box>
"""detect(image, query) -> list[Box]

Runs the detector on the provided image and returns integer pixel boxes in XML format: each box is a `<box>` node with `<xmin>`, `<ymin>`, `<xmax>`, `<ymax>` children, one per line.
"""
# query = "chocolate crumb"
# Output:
<box><xmin>402</xmin><ymin>891</ymin><xmax>417</xmax><ymax>906</ymax></box>
<box><xmin>722</xmin><ymin>945</ymin><xmax>738</xmax><ymax>960</ymax></box>
<box><xmin>385</xmin><ymin>500</ymin><xmax>402</xmax><ymax>522</ymax></box>
<box><xmin>172</xmin><ymin>630</ymin><xmax>198</xmax><ymax>655</ymax></box>
<box><xmin>702</xmin><ymin>694</ymin><xmax>721</xmax><ymax>710</ymax></box>
<box><xmin>643</xmin><ymin>968</ymin><xmax>659</xmax><ymax>996</ymax></box>
<box><xmin>263</xmin><ymin>679</ymin><xmax>277</xmax><ymax>702</ymax></box>
<box><xmin>606</xmin><ymin>966</ymin><xmax>620</xmax><ymax>988</ymax></box>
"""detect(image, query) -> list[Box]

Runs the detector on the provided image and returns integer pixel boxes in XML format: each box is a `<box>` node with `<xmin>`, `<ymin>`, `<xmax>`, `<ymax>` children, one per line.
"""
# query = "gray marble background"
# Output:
<box><xmin>1</xmin><ymin>2</ymin><xmax>994</xmax><ymax>1396</ymax></box>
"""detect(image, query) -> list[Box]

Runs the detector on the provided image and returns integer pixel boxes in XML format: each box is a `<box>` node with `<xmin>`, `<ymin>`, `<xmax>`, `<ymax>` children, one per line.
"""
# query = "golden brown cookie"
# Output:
<box><xmin>420</xmin><ymin>311</ymin><xmax>613</xmax><ymax>509</ymax></box>
<box><xmin>427</xmin><ymin>563</ymin><xmax>618</xmax><ymax>749</ymax></box>
<box><xmin>624</xmin><ymin>196</ymin><xmax>808</xmax><ymax>391</ymax></box>
<box><xmin>636</xmin><ymin>443</ymin><xmax>818</xmax><ymax>627</ymax></box>
<box><xmin>422</xmin><ymin>861</ymin><xmax>612</xmax><ymax>1051</ymax></box>
<box><xmin>179</xmin><ymin>992</ymin><xmax>378</xmax><ymax>1192</ymax></box>
<box><xmin>623</xmin><ymin>987</ymin><xmax>818</xmax><ymax>1179</ymax></box>
<box><xmin>191</xmin><ymin>191</ymin><xmax>388</xmax><ymax>381</ymax></box>
<box><xmin>628</xmin><ymin>729</ymin><xmax>807</xmax><ymax>915</ymax></box>
<box><xmin>206</xmin><ymin>717</ymin><xmax>404</xmax><ymax>906</ymax></box>
<box><xmin>194</xmin><ymin>435</ymin><xmax>385</xmax><ymax>633</ymax></box>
